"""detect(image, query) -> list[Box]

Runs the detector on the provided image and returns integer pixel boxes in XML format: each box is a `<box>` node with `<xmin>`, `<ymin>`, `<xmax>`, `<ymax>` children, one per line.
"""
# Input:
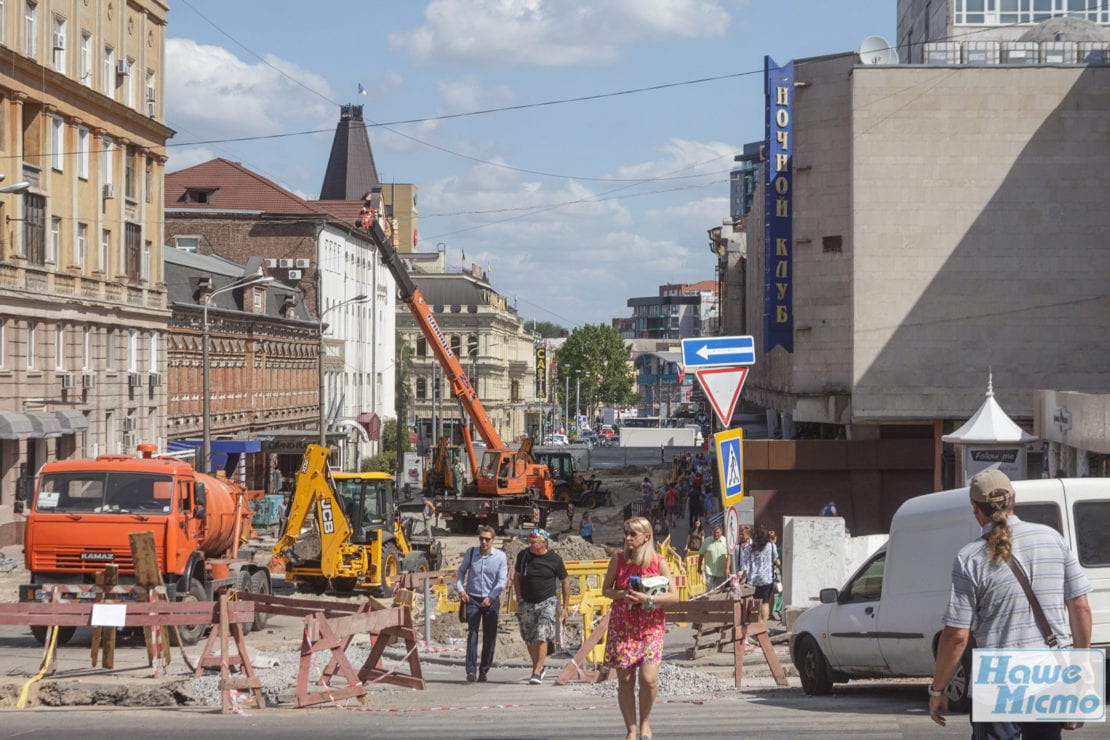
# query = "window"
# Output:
<box><xmin>127</xmin><ymin>328</ymin><xmax>138</xmax><ymax>372</ymax></box>
<box><xmin>144</xmin><ymin>157</ymin><xmax>152</xmax><ymax>203</ymax></box>
<box><xmin>102</xmin><ymin>44</ymin><xmax>113</xmax><ymax>96</ymax></box>
<box><xmin>51</xmin><ymin>14</ymin><xmax>64</xmax><ymax>72</ymax></box>
<box><xmin>99</xmin><ymin>229</ymin><xmax>109</xmax><ymax>273</ymax></box>
<box><xmin>173</xmin><ymin>235</ymin><xmax>199</xmax><ymax>252</ymax></box>
<box><xmin>415</xmin><ymin>377</ymin><xmax>427</xmax><ymax>400</ymax></box>
<box><xmin>0</xmin><ymin>1</ymin><xmax>5</xmax><ymax>47</ymax></box>
<box><xmin>82</xmin><ymin>325</ymin><xmax>90</xmax><ymax>370</ymax></box>
<box><xmin>49</xmin><ymin>115</ymin><xmax>63</xmax><ymax>171</ymax></box>
<box><xmin>124</xmin><ymin>58</ymin><xmax>135</xmax><ymax>107</ymax></box>
<box><xmin>1015</xmin><ymin>502</ymin><xmax>1062</xmax><ymax>534</ymax></box>
<box><xmin>75</xmin><ymin>222</ymin><xmax>87</xmax><ymax>269</ymax></box>
<box><xmin>141</xmin><ymin>240</ymin><xmax>151</xmax><ymax>283</ymax></box>
<box><xmin>79</xmin><ymin>31</ymin><xmax>91</xmax><ymax>85</ymax></box>
<box><xmin>145</xmin><ymin>71</ymin><xmax>155</xmax><ymax>115</ymax></box>
<box><xmin>415</xmin><ymin>336</ymin><xmax>427</xmax><ymax>357</ymax></box>
<box><xmin>23</xmin><ymin>193</ymin><xmax>45</xmax><ymax>264</ymax></box>
<box><xmin>0</xmin><ymin>319</ymin><xmax>5</xmax><ymax>369</ymax></box>
<box><xmin>54</xmin><ymin>324</ymin><xmax>64</xmax><ymax>370</ymax></box>
<box><xmin>1074</xmin><ymin>500</ymin><xmax>1110</xmax><ymax>567</ymax></box>
<box><xmin>101</xmin><ymin>136</ymin><xmax>113</xmax><ymax>185</ymax></box>
<box><xmin>26</xmin><ymin>320</ymin><xmax>36</xmax><ymax>369</ymax></box>
<box><xmin>48</xmin><ymin>216</ymin><xmax>60</xmax><ymax>264</ymax></box>
<box><xmin>823</xmin><ymin>235</ymin><xmax>843</xmax><ymax>254</ymax></box>
<box><xmin>105</xmin><ymin>327</ymin><xmax>114</xmax><ymax>371</ymax></box>
<box><xmin>124</xmin><ymin>145</ymin><xmax>135</xmax><ymax>199</ymax></box>
<box><xmin>147</xmin><ymin>331</ymin><xmax>157</xmax><ymax>373</ymax></box>
<box><xmin>24</xmin><ymin>1</ymin><xmax>37</xmax><ymax>60</ymax></box>
<box><xmin>841</xmin><ymin>552</ymin><xmax>885</xmax><ymax>603</ymax></box>
<box><xmin>450</xmin><ymin>335</ymin><xmax>461</xmax><ymax>356</ymax></box>
<box><xmin>124</xmin><ymin>222</ymin><xmax>140</xmax><ymax>282</ymax></box>
<box><xmin>76</xmin><ymin>125</ymin><xmax>89</xmax><ymax>179</ymax></box>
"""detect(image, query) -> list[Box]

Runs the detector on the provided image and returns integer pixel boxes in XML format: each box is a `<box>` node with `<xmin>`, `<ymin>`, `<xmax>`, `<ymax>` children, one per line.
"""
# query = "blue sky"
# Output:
<box><xmin>165</xmin><ymin>1</ymin><xmax>895</xmax><ymax>329</ymax></box>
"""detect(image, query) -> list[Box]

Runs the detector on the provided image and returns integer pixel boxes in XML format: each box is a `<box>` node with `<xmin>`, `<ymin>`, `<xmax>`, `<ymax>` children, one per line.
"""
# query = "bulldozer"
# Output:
<box><xmin>532</xmin><ymin>448</ymin><xmax>609</xmax><ymax>509</ymax></box>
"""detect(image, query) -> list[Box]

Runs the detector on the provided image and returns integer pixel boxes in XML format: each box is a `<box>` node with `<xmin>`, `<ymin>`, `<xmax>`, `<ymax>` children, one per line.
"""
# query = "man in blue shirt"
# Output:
<box><xmin>456</xmin><ymin>525</ymin><xmax>508</xmax><ymax>683</ymax></box>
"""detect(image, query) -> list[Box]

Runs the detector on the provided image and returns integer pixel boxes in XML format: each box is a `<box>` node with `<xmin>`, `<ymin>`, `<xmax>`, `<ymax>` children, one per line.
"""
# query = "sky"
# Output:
<box><xmin>164</xmin><ymin>0</ymin><xmax>895</xmax><ymax>329</ymax></box>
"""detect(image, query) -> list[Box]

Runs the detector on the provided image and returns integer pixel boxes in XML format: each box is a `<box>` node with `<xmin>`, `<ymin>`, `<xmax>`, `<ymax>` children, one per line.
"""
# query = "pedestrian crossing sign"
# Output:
<box><xmin>715</xmin><ymin>427</ymin><xmax>744</xmax><ymax>508</ymax></box>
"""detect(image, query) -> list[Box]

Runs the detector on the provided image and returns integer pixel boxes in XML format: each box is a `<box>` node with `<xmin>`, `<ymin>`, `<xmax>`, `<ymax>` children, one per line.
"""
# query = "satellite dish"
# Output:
<box><xmin>858</xmin><ymin>35</ymin><xmax>899</xmax><ymax>65</ymax></box>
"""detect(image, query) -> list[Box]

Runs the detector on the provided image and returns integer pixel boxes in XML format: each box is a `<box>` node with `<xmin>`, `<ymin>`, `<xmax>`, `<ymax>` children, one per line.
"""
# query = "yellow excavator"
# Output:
<box><xmin>272</xmin><ymin>444</ymin><xmax>441</xmax><ymax>595</ymax></box>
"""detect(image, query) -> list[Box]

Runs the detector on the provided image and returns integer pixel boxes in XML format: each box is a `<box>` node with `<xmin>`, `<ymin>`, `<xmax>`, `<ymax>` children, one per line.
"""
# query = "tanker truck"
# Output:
<box><xmin>19</xmin><ymin>444</ymin><xmax>270</xmax><ymax>645</ymax></box>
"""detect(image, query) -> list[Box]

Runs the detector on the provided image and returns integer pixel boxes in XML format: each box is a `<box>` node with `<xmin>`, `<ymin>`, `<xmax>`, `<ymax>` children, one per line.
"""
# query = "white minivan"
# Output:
<box><xmin>790</xmin><ymin>477</ymin><xmax>1109</xmax><ymax>710</ymax></box>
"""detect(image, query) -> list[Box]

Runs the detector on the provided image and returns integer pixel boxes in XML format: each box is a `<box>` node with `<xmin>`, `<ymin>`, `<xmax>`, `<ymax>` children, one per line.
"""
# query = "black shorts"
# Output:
<box><xmin>753</xmin><ymin>583</ymin><xmax>773</xmax><ymax>603</ymax></box>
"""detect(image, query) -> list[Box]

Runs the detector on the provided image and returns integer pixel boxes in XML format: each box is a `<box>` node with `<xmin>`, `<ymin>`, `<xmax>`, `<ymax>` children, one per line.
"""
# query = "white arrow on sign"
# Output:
<box><xmin>695</xmin><ymin>345</ymin><xmax>738</xmax><ymax>361</ymax></box>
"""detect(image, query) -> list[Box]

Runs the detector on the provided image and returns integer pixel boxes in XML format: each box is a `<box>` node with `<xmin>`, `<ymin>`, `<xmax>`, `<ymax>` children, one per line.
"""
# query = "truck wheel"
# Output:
<box><xmin>797</xmin><ymin>634</ymin><xmax>834</xmax><ymax>695</ymax></box>
<box><xmin>582</xmin><ymin>493</ymin><xmax>598</xmax><ymax>509</ymax></box>
<box><xmin>377</xmin><ymin>544</ymin><xmax>402</xmax><ymax>597</ymax></box>
<box><xmin>31</xmin><ymin>625</ymin><xmax>76</xmax><ymax>646</ymax></box>
<box><xmin>249</xmin><ymin>571</ymin><xmax>270</xmax><ymax>631</ymax></box>
<box><xmin>171</xmin><ymin>580</ymin><xmax>208</xmax><ymax>646</ymax></box>
<box><xmin>403</xmin><ymin>551</ymin><xmax>430</xmax><ymax>574</ymax></box>
<box><xmin>331</xmin><ymin>577</ymin><xmax>358</xmax><ymax>594</ymax></box>
<box><xmin>555</xmin><ymin>484</ymin><xmax>571</xmax><ymax>503</ymax></box>
<box><xmin>236</xmin><ymin>571</ymin><xmax>254</xmax><ymax>634</ymax></box>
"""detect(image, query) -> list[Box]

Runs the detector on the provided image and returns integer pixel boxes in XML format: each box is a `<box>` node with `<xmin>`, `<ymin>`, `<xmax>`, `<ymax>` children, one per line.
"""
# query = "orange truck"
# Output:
<box><xmin>19</xmin><ymin>444</ymin><xmax>270</xmax><ymax>645</ymax></box>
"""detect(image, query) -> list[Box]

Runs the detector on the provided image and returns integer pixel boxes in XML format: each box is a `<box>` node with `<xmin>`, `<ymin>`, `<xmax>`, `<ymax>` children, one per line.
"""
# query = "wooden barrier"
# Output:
<box><xmin>555</xmin><ymin>595</ymin><xmax>788</xmax><ymax>690</ymax></box>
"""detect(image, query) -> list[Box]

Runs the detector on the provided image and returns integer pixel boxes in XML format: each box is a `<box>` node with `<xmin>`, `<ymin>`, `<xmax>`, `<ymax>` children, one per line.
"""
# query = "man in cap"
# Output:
<box><xmin>928</xmin><ymin>469</ymin><xmax>1092</xmax><ymax>737</ymax></box>
<box><xmin>513</xmin><ymin>528</ymin><xmax>569</xmax><ymax>684</ymax></box>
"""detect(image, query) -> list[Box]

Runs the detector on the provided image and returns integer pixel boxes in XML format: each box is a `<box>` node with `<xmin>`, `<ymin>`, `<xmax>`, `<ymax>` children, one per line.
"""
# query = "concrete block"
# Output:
<box><xmin>783</xmin><ymin>516</ymin><xmax>845</xmax><ymax>608</ymax></box>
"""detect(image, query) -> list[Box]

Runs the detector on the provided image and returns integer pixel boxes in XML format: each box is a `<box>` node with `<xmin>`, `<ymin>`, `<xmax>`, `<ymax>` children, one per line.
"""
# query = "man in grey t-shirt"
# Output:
<box><xmin>928</xmin><ymin>470</ymin><xmax>1092</xmax><ymax>737</ymax></box>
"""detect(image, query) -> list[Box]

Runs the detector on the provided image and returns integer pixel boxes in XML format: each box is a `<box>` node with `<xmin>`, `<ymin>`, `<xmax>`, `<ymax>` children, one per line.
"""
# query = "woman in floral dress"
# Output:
<box><xmin>601</xmin><ymin>516</ymin><xmax>678</xmax><ymax>740</ymax></box>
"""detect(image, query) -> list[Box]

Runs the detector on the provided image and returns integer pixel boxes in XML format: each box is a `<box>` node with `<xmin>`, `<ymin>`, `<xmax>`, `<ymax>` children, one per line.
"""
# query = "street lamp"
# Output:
<box><xmin>202</xmin><ymin>273</ymin><xmax>274</xmax><ymax>473</ymax></box>
<box><xmin>575</xmin><ymin>370</ymin><xmax>583</xmax><ymax>433</ymax></box>
<box><xmin>564</xmin><ymin>372</ymin><xmax>570</xmax><ymax>436</ymax></box>
<box><xmin>318</xmin><ymin>294</ymin><xmax>370</xmax><ymax>446</ymax></box>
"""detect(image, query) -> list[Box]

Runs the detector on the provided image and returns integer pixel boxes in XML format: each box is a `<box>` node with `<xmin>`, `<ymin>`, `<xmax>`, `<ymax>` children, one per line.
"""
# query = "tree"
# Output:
<box><xmin>525</xmin><ymin>320</ymin><xmax>566</xmax><ymax>339</ymax></box>
<box><xmin>554</xmin><ymin>324</ymin><xmax>637</xmax><ymax>420</ymax></box>
<box><xmin>392</xmin><ymin>334</ymin><xmax>414</xmax><ymax>478</ymax></box>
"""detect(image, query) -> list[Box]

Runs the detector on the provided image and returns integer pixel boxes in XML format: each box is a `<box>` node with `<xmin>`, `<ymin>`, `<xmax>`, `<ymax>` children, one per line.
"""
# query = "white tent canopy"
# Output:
<box><xmin>942</xmin><ymin>375</ymin><xmax>1038</xmax><ymax>444</ymax></box>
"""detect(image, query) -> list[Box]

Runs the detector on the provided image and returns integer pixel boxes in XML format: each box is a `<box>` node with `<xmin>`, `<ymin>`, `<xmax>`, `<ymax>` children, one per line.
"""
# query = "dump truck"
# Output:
<box><xmin>272</xmin><ymin>444</ymin><xmax>441</xmax><ymax>594</ymax></box>
<box><xmin>20</xmin><ymin>443</ymin><xmax>270</xmax><ymax>645</ymax></box>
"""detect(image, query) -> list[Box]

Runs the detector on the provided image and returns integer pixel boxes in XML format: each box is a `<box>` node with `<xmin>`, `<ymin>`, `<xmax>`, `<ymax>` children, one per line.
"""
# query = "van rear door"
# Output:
<box><xmin>1063</xmin><ymin>479</ymin><xmax>1110</xmax><ymax>645</ymax></box>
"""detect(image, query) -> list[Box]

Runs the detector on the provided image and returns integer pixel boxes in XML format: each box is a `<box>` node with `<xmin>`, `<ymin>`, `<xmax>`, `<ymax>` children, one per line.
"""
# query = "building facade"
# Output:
<box><xmin>0</xmin><ymin>0</ymin><xmax>172</xmax><ymax>546</ymax></box>
<box><xmin>732</xmin><ymin>30</ymin><xmax>1109</xmax><ymax>487</ymax></box>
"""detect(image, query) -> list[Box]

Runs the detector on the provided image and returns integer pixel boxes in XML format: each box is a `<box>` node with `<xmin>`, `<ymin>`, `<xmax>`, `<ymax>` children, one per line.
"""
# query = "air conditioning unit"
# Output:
<box><xmin>148</xmin><ymin>372</ymin><xmax>162</xmax><ymax>387</ymax></box>
<box><xmin>82</xmin><ymin>372</ymin><xmax>96</xmax><ymax>388</ymax></box>
<box><xmin>287</xmin><ymin>269</ymin><xmax>302</xmax><ymax>280</ymax></box>
<box><xmin>53</xmin><ymin>33</ymin><xmax>65</xmax><ymax>51</ymax></box>
<box><xmin>116</xmin><ymin>60</ymin><xmax>131</xmax><ymax>76</ymax></box>
<box><xmin>103</xmin><ymin>183</ymin><xmax>116</xmax><ymax>199</ymax></box>
<box><xmin>263</xmin><ymin>258</ymin><xmax>277</xmax><ymax>268</ymax></box>
<box><xmin>294</xmin><ymin>258</ymin><xmax>311</xmax><ymax>269</ymax></box>
<box><xmin>278</xmin><ymin>258</ymin><xmax>294</xmax><ymax>268</ymax></box>
<box><xmin>61</xmin><ymin>373</ymin><xmax>77</xmax><ymax>389</ymax></box>
<box><xmin>128</xmin><ymin>372</ymin><xmax>143</xmax><ymax>387</ymax></box>
<box><xmin>122</xmin><ymin>417</ymin><xmax>136</xmax><ymax>432</ymax></box>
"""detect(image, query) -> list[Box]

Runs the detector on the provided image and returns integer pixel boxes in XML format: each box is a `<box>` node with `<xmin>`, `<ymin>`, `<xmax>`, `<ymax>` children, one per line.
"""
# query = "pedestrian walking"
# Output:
<box><xmin>928</xmin><ymin>469</ymin><xmax>1092</xmax><ymax>736</ymax></box>
<box><xmin>698</xmin><ymin>524</ymin><xmax>731</xmax><ymax>593</ymax></box>
<box><xmin>578</xmin><ymin>510</ymin><xmax>594</xmax><ymax>543</ymax></box>
<box><xmin>513</xmin><ymin>528</ymin><xmax>570</xmax><ymax>684</ymax></box>
<box><xmin>455</xmin><ymin>526</ymin><xmax>508</xmax><ymax>683</ymax></box>
<box><xmin>601</xmin><ymin>516</ymin><xmax>678</xmax><ymax>740</ymax></box>
<box><xmin>740</xmin><ymin>524</ymin><xmax>776</xmax><ymax>624</ymax></box>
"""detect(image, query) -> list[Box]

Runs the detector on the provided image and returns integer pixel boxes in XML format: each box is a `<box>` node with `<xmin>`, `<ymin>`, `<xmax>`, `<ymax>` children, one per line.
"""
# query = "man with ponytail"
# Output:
<box><xmin>928</xmin><ymin>469</ymin><xmax>1092</xmax><ymax>737</ymax></box>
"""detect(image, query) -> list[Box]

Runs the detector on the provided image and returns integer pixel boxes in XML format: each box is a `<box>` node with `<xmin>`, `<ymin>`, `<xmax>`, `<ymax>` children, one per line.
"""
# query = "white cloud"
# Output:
<box><xmin>165</xmin><ymin>146</ymin><xmax>219</xmax><ymax>174</ymax></box>
<box><xmin>389</xmin><ymin>0</ymin><xmax>732</xmax><ymax>66</ymax></box>
<box><xmin>165</xmin><ymin>38</ymin><xmax>337</xmax><ymax>141</ymax></box>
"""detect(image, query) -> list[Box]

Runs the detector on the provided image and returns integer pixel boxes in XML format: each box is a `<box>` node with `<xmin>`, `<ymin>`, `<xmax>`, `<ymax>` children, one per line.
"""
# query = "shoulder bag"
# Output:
<box><xmin>1004</xmin><ymin>554</ymin><xmax>1058</xmax><ymax>648</ymax></box>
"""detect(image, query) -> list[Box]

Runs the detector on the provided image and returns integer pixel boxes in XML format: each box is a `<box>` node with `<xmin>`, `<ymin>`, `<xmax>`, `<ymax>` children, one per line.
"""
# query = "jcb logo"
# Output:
<box><xmin>319</xmin><ymin>499</ymin><xmax>335</xmax><ymax>534</ymax></box>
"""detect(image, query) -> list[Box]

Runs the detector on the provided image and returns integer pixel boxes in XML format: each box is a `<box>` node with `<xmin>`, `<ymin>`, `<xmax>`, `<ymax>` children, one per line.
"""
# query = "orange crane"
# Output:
<box><xmin>361</xmin><ymin>212</ymin><xmax>556</xmax><ymax>529</ymax></box>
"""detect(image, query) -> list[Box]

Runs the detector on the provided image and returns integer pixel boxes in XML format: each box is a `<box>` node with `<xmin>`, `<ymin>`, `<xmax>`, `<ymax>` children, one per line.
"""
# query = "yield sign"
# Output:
<box><xmin>694</xmin><ymin>367</ymin><xmax>749</xmax><ymax>426</ymax></box>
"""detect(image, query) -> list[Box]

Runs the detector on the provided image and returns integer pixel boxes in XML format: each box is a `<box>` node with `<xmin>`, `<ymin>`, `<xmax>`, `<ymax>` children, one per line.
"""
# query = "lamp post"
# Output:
<box><xmin>564</xmin><ymin>372</ymin><xmax>570</xmax><ymax>436</ymax></box>
<box><xmin>575</xmin><ymin>370</ymin><xmax>582</xmax><ymax>434</ymax></box>
<box><xmin>318</xmin><ymin>294</ymin><xmax>370</xmax><ymax>446</ymax></box>
<box><xmin>202</xmin><ymin>273</ymin><xmax>274</xmax><ymax>474</ymax></box>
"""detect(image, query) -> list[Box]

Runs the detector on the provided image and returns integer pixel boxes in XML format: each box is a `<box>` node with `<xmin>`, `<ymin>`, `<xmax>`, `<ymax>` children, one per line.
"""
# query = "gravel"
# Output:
<box><xmin>570</xmin><ymin>661</ymin><xmax>737</xmax><ymax>699</ymax></box>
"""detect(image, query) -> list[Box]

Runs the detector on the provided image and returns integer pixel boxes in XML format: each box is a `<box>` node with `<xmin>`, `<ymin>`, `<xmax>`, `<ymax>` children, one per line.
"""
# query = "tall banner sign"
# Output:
<box><xmin>534</xmin><ymin>347</ymin><xmax>547</xmax><ymax>398</ymax></box>
<box><xmin>764</xmin><ymin>56</ymin><xmax>794</xmax><ymax>353</ymax></box>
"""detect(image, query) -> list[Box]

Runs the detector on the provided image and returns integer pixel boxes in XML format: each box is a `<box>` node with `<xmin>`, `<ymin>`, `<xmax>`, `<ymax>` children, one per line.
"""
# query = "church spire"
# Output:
<box><xmin>319</xmin><ymin>104</ymin><xmax>380</xmax><ymax>200</ymax></box>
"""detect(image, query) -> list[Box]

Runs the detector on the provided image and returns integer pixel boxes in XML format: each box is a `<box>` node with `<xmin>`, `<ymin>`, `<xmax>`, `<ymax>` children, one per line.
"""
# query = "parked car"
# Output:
<box><xmin>790</xmin><ymin>477</ymin><xmax>1110</xmax><ymax>711</ymax></box>
<box><xmin>598</xmin><ymin>425</ymin><xmax>615</xmax><ymax>440</ymax></box>
<box><xmin>542</xmin><ymin>433</ymin><xmax>569</xmax><ymax>446</ymax></box>
<box><xmin>570</xmin><ymin>438</ymin><xmax>593</xmax><ymax>449</ymax></box>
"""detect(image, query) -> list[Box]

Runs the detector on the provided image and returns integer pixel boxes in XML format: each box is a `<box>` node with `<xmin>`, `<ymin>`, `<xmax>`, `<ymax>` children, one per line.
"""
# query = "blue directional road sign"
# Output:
<box><xmin>681</xmin><ymin>335</ymin><xmax>756</xmax><ymax>369</ymax></box>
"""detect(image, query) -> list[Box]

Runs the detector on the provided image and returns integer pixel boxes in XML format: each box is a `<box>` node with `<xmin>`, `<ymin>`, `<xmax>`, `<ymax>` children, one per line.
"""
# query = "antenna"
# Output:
<box><xmin>858</xmin><ymin>35</ymin><xmax>899</xmax><ymax>65</ymax></box>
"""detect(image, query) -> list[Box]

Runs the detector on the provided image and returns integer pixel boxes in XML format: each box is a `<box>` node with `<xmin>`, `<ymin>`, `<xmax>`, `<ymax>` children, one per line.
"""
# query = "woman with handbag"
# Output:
<box><xmin>601</xmin><ymin>516</ymin><xmax>678</xmax><ymax>740</ymax></box>
<box><xmin>740</xmin><ymin>524</ymin><xmax>777</xmax><ymax>624</ymax></box>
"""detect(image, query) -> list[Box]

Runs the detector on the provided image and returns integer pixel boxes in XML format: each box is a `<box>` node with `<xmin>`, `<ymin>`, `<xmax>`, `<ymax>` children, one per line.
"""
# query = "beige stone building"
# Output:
<box><xmin>0</xmin><ymin>0</ymin><xmax>171</xmax><ymax>545</ymax></box>
<box><xmin>734</xmin><ymin>31</ymin><xmax>1109</xmax><ymax>490</ymax></box>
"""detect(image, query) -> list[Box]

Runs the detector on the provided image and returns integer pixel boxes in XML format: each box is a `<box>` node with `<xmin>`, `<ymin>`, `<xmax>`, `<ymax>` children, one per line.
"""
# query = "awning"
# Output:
<box><xmin>0</xmin><ymin>411</ymin><xmax>33</xmax><ymax>440</ymax></box>
<box><xmin>26</xmin><ymin>412</ymin><xmax>64</xmax><ymax>439</ymax></box>
<box><xmin>54</xmin><ymin>409</ymin><xmax>89</xmax><ymax>433</ymax></box>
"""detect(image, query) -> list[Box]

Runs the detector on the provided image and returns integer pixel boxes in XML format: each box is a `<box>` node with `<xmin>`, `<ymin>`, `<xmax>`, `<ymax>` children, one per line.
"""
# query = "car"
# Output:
<box><xmin>570</xmin><ymin>438</ymin><xmax>593</xmax><ymax>449</ymax></box>
<box><xmin>598</xmin><ymin>425</ymin><xmax>615</xmax><ymax>439</ymax></box>
<box><xmin>542</xmin><ymin>433</ymin><xmax>569</xmax><ymax>446</ymax></box>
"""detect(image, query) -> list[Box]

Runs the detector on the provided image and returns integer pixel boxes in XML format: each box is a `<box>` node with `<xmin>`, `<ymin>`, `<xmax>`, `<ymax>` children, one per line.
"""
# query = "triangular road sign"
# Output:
<box><xmin>694</xmin><ymin>367</ymin><xmax>749</xmax><ymax>426</ymax></box>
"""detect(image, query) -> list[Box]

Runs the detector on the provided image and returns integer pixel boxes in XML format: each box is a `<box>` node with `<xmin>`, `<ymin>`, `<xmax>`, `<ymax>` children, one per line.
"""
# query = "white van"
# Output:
<box><xmin>790</xmin><ymin>477</ymin><xmax>1109</xmax><ymax>710</ymax></box>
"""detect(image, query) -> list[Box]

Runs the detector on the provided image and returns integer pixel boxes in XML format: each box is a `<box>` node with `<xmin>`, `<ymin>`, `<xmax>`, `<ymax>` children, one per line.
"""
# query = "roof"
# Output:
<box><xmin>165</xmin><ymin>158</ymin><xmax>326</xmax><ymax>216</ymax></box>
<box><xmin>941</xmin><ymin>377</ymin><xmax>1038</xmax><ymax>444</ymax></box>
<box><xmin>318</xmin><ymin>104</ymin><xmax>381</xmax><ymax>200</ymax></box>
<box><xmin>163</xmin><ymin>247</ymin><xmax>313</xmax><ymax>321</ymax></box>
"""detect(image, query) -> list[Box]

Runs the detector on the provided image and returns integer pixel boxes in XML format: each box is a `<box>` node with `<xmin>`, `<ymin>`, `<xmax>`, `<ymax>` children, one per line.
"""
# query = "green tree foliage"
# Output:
<box><xmin>554</xmin><ymin>324</ymin><xmax>637</xmax><ymax>418</ymax></box>
<box><xmin>380</xmin><ymin>419</ymin><xmax>409</xmax><ymax>456</ymax></box>
<box><xmin>526</xmin><ymin>320</ymin><xmax>566</xmax><ymax>339</ymax></box>
<box><xmin>361</xmin><ymin>454</ymin><xmax>393</xmax><ymax>473</ymax></box>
